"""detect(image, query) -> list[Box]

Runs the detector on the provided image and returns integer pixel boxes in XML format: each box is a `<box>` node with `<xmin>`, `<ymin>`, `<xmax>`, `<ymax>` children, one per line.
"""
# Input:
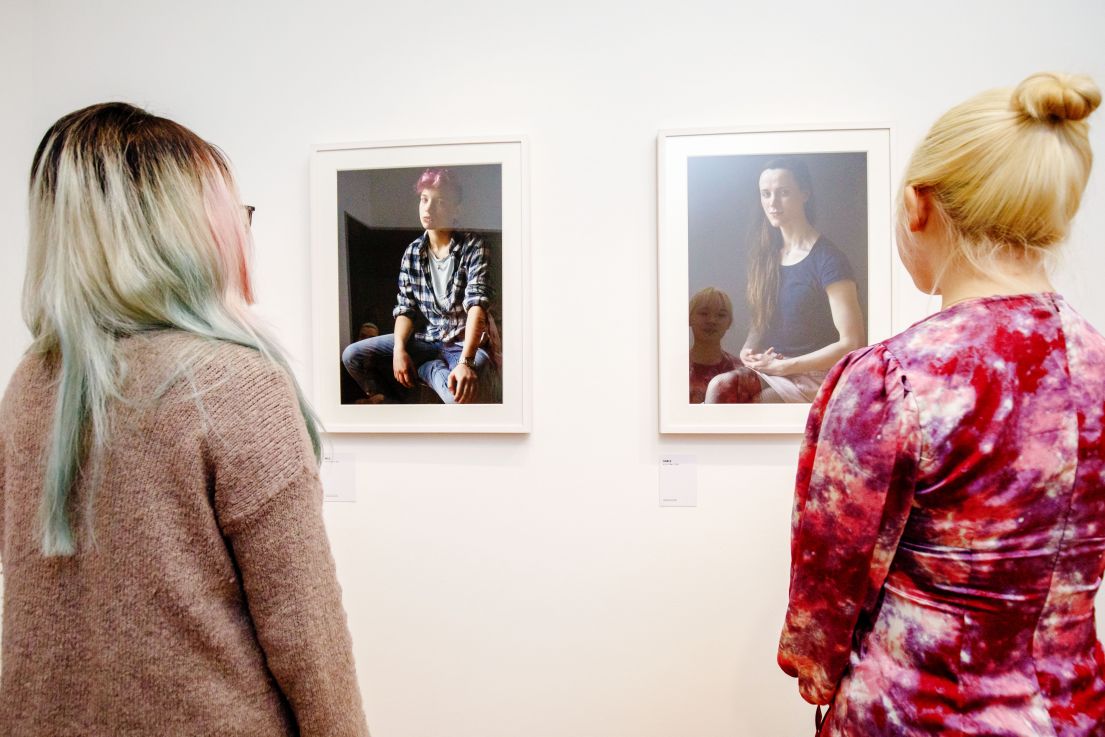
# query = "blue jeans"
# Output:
<box><xmin>341</xmin><ymin>334</ymin><xmax>499</xmax><ymax>404</ymax></box>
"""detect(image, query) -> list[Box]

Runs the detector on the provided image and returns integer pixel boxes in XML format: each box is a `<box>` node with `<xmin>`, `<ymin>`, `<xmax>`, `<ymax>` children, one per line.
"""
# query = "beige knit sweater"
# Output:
<box><xmin>0</xmin><ymin>332</ymin><xmax>369</xmax><ymax>736</ymax></box>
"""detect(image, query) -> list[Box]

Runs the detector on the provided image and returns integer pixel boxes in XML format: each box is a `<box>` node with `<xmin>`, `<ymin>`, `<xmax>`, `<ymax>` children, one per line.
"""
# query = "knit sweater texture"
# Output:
<box><xmin>0</xmin><ymin>331</ymin><xmax>369</xmax><ymax>736</ymax></box>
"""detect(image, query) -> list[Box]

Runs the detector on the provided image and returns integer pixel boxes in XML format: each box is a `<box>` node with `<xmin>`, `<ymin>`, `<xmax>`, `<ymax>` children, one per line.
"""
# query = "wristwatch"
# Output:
<box><xmin>461</xmin><ymin>356</ymin><xmax>477</xmax><ymax>369</ymax></box>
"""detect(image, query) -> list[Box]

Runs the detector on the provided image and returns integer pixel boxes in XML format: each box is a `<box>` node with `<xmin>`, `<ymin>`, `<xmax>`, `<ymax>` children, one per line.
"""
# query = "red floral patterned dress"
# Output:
<box><xmin>779</xmin><ymin>293</ymin><xmax>1105</xmax><ymax>736</ymax></box>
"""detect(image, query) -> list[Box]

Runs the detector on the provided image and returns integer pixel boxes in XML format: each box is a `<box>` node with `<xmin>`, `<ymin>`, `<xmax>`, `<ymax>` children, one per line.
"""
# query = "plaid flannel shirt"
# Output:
<box><xmin>393</xmin><ymin>231</ymin><xmax>492</xmax><ymax>343</ymax></box>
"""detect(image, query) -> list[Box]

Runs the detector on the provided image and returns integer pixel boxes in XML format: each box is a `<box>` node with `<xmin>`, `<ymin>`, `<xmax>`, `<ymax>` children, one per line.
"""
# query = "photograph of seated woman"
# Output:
<box><xmin>341</xmin><ymin>168</ymin><xmax>500</xmax><ymax>404</ymax></box>
<box><xmin>778</xmin><ymin>72</ymin><xmax>1104</xmax><ymax>736</ymax></box>
<box><xmin>705</xmin><ymin>158</ymin><xmax>865</xmax><ymax>404</ymax></box>
<box><xmin>688</xmin><ymin>287</ymin><xmax>739</xmax><ymax>403</ymax></box>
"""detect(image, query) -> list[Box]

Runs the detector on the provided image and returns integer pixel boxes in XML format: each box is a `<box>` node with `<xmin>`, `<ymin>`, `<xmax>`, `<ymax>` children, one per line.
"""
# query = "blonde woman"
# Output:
<box><xmin>706</xmin><ymin>157</ymin><xmax>865</xmax><ymax>404</ymax></box>
<box><xmin>688</xmin><ymin>286</ymin><xmax>739</xmax><ymax>403</ymax></box>
<box><xmin>778</xmin><ymin>74</ymin><xmax>1103</xmax><ymax>736</ymax></box>
<box><xmin>0</xmin><ymin>104</ymin><xmax>369</xmax><ymax>736</ymax></box>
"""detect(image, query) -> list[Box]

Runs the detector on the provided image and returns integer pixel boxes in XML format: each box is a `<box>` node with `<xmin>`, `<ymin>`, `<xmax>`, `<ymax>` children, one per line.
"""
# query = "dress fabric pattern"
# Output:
<box><xmin>778</xmin><ymin>293</ymin><xmax>1105</xmax><ymax>737</ymax></box>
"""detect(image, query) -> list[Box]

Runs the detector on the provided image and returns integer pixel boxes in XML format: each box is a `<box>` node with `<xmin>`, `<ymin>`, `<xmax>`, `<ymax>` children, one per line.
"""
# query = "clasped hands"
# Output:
<box><xmin>740</xmin><ymin>347</ymin><xmax>793</xmax><ymax>376</ymax></box>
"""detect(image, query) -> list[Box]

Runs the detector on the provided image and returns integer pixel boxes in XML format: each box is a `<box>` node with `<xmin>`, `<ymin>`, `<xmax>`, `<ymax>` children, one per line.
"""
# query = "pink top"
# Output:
<box><xmin>779</xmin><ymin>294</ymin><xmax>1105</xmax><ymax>736</ymax></box>
<box><xmin>689</xmin><ymin>351</ymin><xmax>739</xmax><ymax>403</ymax></box>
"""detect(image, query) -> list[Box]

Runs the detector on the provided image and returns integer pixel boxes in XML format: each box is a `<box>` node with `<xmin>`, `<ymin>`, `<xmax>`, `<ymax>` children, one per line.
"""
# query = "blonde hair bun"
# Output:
<box><xmin>1012</xmin><ymin>72</ymin><xmax>1101</xmax><ymax>123</ymax></box>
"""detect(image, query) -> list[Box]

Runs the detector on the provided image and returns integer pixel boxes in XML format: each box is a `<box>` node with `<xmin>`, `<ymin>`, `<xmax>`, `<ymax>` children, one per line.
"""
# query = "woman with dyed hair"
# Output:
<box><xmin>0</xmin><ymin>103</ymin><xmax>369</xmax><ymax>736</ymax></box>
<box><xmin>779</xmin><ymin>73</ymin><xmax>1103</xmax><ymax>736</ymax></box>
<box><xmin>705</xmin><ymin>157</ymin><xmax>865</xmax><ymax>404</ymax></box>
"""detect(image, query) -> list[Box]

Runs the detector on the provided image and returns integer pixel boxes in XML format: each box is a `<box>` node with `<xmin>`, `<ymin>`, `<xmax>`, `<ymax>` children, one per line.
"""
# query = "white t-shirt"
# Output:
<box><xmin>429</xmin><ymin>250</ymin><xmax>455</xmax><ymax>311</ymax></box>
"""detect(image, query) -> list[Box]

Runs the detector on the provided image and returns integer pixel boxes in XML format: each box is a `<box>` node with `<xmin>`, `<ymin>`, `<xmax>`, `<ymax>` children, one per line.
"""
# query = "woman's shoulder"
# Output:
<box><xmin>831</xmin><ymin>342</ymin><xmax>902</xmax><ymax>385</ymax></box>
<box><xmin>4</xmin><ymin>348</ymin><xmax>49</xmax><ymax>385</ymax></box>
<box><xmin>1057</xmin><ymin>294</ymin><xmax>1105</xmax><ymax>349</ymax></box>
<box><xmin>810</xmin><ymin>236</ymin><xmax>848</xmax><ymax>259</ymax></box>
<box><xmin>126</xmin><ymin>333</ymin><xmax>307</xmax><ymax>454</ymax></box>
<box><xmin>0</xmin><ymin>348</ymin><xmax>56</xmax><ymax>423</ymax></box>
<box><xmin>810</xmin><ymin>343</ymin><xmax>911</xmax><ymax>435</ymax></box>
<box><xmin>816</xmin><ymin>343</ymin><xmax>906</xmax><ymax>411</ymax></box>
<box><xmin>807</xmin><ymin>236</ymin><xmax>854</xmax><ymax>281</ymax></box>
<box><xmin>885</xmin><ymin>293</ymin><xmax>1056</xmax><ymax>355</ymax></box>
<box><xmin>121</xmin><ymin>328</ymin><xmax>270</xmax><ymax>368</ymax></box>
<box><xmin>877</xmin><ymin>293</ymin><xmax>1101</xmax><ymax>398</ymax></box>
<box><xmin>118</xmin><ymin>331</ymin><xmax>293</xmax><ymax>403</ymax></box>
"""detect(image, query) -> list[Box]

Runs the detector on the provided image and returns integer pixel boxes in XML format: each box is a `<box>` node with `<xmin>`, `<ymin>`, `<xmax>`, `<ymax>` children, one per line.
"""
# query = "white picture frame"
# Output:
<box><xmin>310</xmin><ymin>137</ymin><xmax>530</xmax><ymax>433</ymax></box>
<box><xmin>658</xmin><ymin>125</ymin><xmax>892</xmax><ymax>434</ymax></box>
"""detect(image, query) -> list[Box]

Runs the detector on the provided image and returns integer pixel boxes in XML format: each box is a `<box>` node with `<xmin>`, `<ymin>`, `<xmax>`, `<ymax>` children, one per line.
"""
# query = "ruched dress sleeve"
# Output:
<box><xmin>777</xmin><ymin>344</ymin><xmax>921</xmax><ymax>705</ymax></box>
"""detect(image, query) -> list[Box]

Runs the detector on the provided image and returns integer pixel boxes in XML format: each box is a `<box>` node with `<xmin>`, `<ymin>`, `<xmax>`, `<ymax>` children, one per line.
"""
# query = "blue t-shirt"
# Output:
<box><xmin>758</xmin><ymin>237</ymin><xmax>854</xmax><ymax>357</ymax></box>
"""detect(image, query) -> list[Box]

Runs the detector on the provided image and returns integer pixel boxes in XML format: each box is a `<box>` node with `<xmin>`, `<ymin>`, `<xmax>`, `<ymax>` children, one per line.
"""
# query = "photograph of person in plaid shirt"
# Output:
<box><xmin>341</xmin><ymin>168</ymin><xmax>502</xmax><ymax>404</ymax></box>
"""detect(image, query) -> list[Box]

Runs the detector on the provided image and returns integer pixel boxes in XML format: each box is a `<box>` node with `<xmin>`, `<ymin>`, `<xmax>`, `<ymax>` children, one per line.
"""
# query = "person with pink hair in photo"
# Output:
<box><xmin>342</xmin><ymin>167</ymin><xmax>501</xmax><ymax>404</ymax></box>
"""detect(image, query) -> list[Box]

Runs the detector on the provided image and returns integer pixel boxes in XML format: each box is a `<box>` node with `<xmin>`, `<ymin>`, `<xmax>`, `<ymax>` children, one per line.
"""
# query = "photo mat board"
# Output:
<box><xmin>658</xmin><ymin>126</ymin><xmax>892</xmax><ymax>433</ymax></box>
<box><xmin>310</xmin><ymin>138</ymin><xmax>530</xmax><ymax>433</ymax></box>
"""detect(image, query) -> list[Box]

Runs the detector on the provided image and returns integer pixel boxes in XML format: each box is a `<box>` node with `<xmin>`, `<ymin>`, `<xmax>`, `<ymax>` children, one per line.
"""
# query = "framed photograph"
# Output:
<box><xmin>658</xmin><ymin>125</ymin><xmax>892</xmax><ymax>433</ymax></box>
<box><xmin>310</xmin><ymin>137</ymin><xmax>530</xmax><ymax>433</ymax></box>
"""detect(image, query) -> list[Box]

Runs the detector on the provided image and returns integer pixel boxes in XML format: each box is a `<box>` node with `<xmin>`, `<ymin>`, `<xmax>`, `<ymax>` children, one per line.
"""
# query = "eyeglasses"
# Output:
<box><xmin>244</xmin><ymin>205</ymin><xmax>256</xmax><ymax>226</ymax></box>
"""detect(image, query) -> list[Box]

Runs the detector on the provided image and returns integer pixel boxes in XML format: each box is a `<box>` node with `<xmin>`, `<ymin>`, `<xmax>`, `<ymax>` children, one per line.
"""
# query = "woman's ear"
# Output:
<box><xmin>903</xmin><ymin>185</ymin><xmax>931</xmax><ymax>233</ymax></box>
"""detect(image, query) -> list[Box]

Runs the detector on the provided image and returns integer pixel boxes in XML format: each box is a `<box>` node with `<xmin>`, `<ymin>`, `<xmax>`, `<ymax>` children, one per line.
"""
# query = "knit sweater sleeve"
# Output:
<box><xmin>0</xmin><ymin>373</ymin><xmax>12</xmax><ymax>559</ymax></box>
<box><xmin>0</xmin><ymin>422</ymin><xmax>6</xmax><ymax>556</ymax></box>
<box><xmin>202</xmin><ymin>348</ymin><xmax>369</xmax><ymax>737</ymax></box>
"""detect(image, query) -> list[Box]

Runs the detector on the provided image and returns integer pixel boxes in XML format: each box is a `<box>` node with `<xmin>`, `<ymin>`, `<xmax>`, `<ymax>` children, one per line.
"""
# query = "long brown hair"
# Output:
<box><xmin>746</xmin><ymin>157</ymin><xmax>815</xmax><ymax>334</ymax></box>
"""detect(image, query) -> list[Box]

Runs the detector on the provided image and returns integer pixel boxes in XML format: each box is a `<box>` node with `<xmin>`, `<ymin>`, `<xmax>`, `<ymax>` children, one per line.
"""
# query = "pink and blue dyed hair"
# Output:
<box><xmin>24</xmin><ymin>102</ymin><xmax>320</xmax><ymax>555</ymax></box>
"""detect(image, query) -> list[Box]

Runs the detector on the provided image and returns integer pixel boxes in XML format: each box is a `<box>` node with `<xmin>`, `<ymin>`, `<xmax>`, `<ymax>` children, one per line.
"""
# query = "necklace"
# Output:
<box><xmin>430</xmin><ymin>248</ymin><xmax>452</xmax><ymax>271</ymax></box>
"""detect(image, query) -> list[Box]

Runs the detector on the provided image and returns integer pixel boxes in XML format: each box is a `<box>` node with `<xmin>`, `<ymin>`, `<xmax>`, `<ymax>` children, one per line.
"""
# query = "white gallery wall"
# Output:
<box><xmin>1</xmin><ymin>0</ymin><xmax>34</xmax><ymax>402</ymax></box>
<box><xmin>2</xmin><ymin>1</ymin><xmax>1104</xmax><ymax>735</ymax></box>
